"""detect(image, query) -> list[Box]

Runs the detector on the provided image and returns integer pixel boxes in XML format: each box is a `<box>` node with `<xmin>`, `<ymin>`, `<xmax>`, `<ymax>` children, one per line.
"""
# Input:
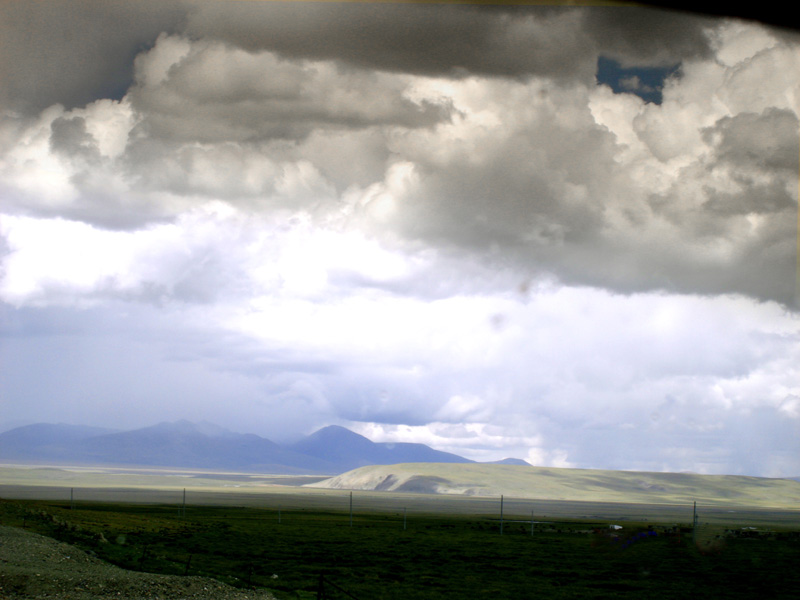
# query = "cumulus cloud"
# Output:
<box><xmin>2</xmin><ymin>9</ymin><xmax>795</xmax><ymax>304</ymax></box>
<box><xmin>128</xmin><ymin>34</ymin><xmax>453</xmax><ymax>144</ymax></box>
<box><xmin>1</xmin><ymin>4</ymin><xmax>799</xmax><ymax>476</ymax></box>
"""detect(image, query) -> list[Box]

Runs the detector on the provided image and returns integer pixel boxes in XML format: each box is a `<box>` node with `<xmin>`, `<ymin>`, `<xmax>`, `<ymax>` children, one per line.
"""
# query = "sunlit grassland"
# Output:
<box><xmin>314</xmin><ymin>463</ymin><xmax>800</xmax><ymax>508</ymax></box>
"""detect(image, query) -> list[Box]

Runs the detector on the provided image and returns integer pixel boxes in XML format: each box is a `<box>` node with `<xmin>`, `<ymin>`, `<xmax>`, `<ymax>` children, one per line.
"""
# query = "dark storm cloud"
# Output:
<box><xmin>185</xmin><ymin>3</ymin><xmax>591</xmax><ymax>82</ymax></box>
<box><xmin>581</xmin><ymin>5</ymin><xmax>717</xmax><ymax>66</ymax></box>
<box><xmin>0</xmin><ymin>2</ymin><xmax>718</xmax><ymax>119</ymax></box>
<box><xmin>0</xmin><ymin>0</ymin><xmax>185</xmax><ymax>115</ymax></box>
<box><xmin>185</xmin><ymin>3</ymin><xmax>716</xmax><ymax>82</ymax></box>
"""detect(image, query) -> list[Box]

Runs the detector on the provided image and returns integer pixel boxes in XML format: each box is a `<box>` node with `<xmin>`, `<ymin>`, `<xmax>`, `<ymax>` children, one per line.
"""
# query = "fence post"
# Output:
<box><xmin>317</xmin><ymin>574</ymin><xmax>326</xmax><ymax>600</ymax></box>
<box><xmin>500</xmin><ymin>495</ymin><xmax>504</xmax><ymax>536</ymax></box>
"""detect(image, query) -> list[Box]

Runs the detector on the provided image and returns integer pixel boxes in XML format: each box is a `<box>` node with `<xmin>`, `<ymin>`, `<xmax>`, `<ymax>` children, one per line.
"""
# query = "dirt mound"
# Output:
<box><xmin>0</xmin><ymin>525</ymin><xmax>275</xmax><ymax>600</ymax></box>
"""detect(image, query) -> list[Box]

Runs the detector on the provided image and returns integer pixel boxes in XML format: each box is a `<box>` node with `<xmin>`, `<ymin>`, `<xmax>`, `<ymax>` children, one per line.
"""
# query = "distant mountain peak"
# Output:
<box><xmin>308</xmin><ymin>425</ymin><xmax>370</xmax><ymax>440</ymax></box>
<box><xmin>194</xmin><ymin>420</ymin><xmax>235</xmax><ymax>438</ymax></box>
<box><xmin>291</xmin><ymin>425</ymin><xmax>375</xmax><ymax>458</ymax></box>
<box><xmin>144</xmin><ymin>420</ymin><xmax>233</xmax><ymax>438</ymax></box>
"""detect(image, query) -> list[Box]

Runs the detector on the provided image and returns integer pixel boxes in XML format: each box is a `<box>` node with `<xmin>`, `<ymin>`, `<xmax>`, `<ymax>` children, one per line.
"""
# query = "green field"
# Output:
<box><xmin>2</xmin><ymin>493</ymin><xmax>799</xmax><ymax>598</ymax></box>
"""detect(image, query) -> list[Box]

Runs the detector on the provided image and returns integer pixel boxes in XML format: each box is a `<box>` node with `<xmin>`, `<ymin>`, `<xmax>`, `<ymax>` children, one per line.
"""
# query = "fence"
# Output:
<box><xmin>1</xmin><ymin>481</ymin><xmax>794</xmax><ymax>530</ymax></box>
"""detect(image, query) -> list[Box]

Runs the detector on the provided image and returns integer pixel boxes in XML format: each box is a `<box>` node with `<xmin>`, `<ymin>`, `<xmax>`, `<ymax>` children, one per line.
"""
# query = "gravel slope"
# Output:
<box><xmin>0</xmin><ymin>525</ymin><xmax>277</xmax><ymax>600</ymax></box>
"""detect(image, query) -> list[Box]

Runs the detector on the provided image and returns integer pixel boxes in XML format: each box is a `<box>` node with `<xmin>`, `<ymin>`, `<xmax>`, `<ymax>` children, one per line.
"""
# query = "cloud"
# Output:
<box><xmin>0</xmin><ymin>0</ymin><xmax>185</xmax><ymax>115</ymax></box>
<box><xmin>185</xmin><ymin>3</ymin><xmax>717</xmax><ymax>81</ymax></box>
<box><xmin>1</xmin><ymin>6</ymin><xmax>799</xmax><ymax>476</ymax></box>
<box><xmin>619</xmin><ymin>75</ymin><xmax>658</xmax><ymax>96</ymax></box>
<box><xmin>0</xmin><ymin>2</ymin><xmax>717</xmax><ymax>120</ymax></box>
<box><xmin>128</xmin><ymin>34</ymin><xmax>454</xmax><ymax>145</ymax></box>
<box><xmin>582</xmin><ymin>5</ymin><xmax>716</xmax><ymax>66</ymax></box>
<box><xmin>185</xmin><ymin>3</ymin><xmax>594</xmax><ymax>82</ymax></box>
<box><xmin>2</xmin><ymin>10</ymin><xmax>794</xmax><ymax>304</ymax></box>
<box><xmin>706</xmin><ymin>108</ymin><xmax>799</xmax><ymax>172</ymax></box>
<box><xmin>0</xmin><ymin>206</ymin><xmax>254</xmax><ymax>307</ymax></box>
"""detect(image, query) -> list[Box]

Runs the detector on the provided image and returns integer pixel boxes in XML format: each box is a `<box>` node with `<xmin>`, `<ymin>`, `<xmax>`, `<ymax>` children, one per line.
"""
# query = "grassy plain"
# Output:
<box><xmin>1</xmin><ymin>464</ymin><xmax>799</xmax><ymax>599</ymax></box>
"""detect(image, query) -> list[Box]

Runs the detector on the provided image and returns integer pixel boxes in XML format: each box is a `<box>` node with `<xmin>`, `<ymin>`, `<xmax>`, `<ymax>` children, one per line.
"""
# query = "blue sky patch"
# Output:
<box><xmin>596</xmin><ymin>57</ymin><xmax>681</xmax><ymax>104</ymax></box>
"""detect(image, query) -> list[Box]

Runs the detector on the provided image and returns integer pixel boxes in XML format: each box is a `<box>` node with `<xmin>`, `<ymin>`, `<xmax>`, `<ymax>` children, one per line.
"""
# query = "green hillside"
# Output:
<box><xmin>309</xmin><ymin>463</ymin><xmax>800</xmax><ymax>508</ymax></box>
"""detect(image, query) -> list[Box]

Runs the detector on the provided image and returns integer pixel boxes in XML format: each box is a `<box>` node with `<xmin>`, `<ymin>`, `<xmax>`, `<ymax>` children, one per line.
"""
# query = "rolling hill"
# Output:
<box><xmin>308</xmin><ymin>462</ymin><xmax>800</xmax><ymax>508</ymax></box>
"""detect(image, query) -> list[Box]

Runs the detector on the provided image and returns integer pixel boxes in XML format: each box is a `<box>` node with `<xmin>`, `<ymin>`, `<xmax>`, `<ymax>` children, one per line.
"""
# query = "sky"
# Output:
<box><xmin>1</xmin><ymin>1</ymin><xmax>799</xmax><ymax>478</ymax></box>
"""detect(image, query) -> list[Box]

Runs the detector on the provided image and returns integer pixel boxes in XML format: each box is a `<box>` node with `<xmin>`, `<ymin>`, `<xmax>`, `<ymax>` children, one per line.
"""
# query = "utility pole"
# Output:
<box><xmin>349</xmin><ymin>491</ymin><xmax>353</xmax><ymax>528</ymax></box>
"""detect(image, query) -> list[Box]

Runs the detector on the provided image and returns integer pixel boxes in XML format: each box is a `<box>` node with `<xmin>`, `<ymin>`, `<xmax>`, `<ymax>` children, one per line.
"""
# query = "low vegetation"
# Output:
<box><xmin>1</xmin><ymin>496</ymin><xmax>798</xmax><ymax>599</ymax></box>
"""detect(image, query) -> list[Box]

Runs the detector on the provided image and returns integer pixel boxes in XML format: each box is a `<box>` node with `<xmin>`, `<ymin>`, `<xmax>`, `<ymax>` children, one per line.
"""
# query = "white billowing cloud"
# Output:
<box><xmin>2</xmin><ymin>19</ymin><xmax>796</xmax><ymax>303</ymax></box>
<box><xmin>329</xmin><ymin>22</ymin><xmax>795</xmax><ymax>305</ymax></box>
<box><xmin>217</xmin><ymin>282</ymin><xmax>800</xmax><ymax>471</ymax></box>
<box><xmin>711</xmin><ymin>19</ymin><xmax>779</xmax><ymax>67</ymax></box>
<box><xmin>619</xmin><ymin>75</ymin><xmax>657</xmax><ymax>96</ymax></box>
<box><xmin>526</xmin><ymin>447</ymin><xmax>575</xmax><ymax>469</ymax></box>
<box><xmin>351</xmin><ymin>421</ymin><xmax>563</xmax><ymax>465</ymax></box>
<box><xmin>2</xmin><ymin>191</ymin><xmax>799</xmax><ymax>474</ymax></box>
<box><xmin>588</xmin><ymin>25</ymin><xmax>798</xmax><ymax>305</ymax></box>
<box><xmin>0</xmin><ymin>205</ymin><xmax>247</xmax><ymax>307</ymax></box>
<box><xmin>0</xmin><ymin>205</ymin><xmax>423</xmax><ymax>308</ymax></box>
<box><xmin>0</xmin><ymin>97</ymin><xmax>185</xmax><ymax>228</ymax></box>
<box><xmin>129</xmin><ymin>34</ymin><xmax>452</xmax><ymax>145</ymax></box>
<box><xmin>1</xmin><ymin>105</ymin><xmax>79</xmax><ymax>210</ymax></box>
<box><xmin>1</xmin><ymin>9</ymin><xmax>799</xmax><ymax>476</ymax></box>
<box><xmin>0</xmin><ymin>33</ymin><xmax>452</xmax><ymax>228</ymax></box>
<box><xmin>717</xmin><ymin>43</ymin><xmax>800</xmax><ymax>115</ymax></box>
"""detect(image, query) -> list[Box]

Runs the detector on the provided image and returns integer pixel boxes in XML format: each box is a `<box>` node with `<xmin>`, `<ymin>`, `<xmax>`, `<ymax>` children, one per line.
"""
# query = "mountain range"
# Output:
<box><xmin>0</xmin><ymin>420</ymin><xmax>528</xmax><ymax>475</ymax></box>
